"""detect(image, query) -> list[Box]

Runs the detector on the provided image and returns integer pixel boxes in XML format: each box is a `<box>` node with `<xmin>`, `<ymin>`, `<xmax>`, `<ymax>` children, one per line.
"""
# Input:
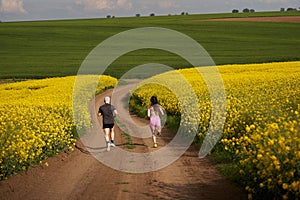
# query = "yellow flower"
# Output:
<box><xmin>267</xmin><ymin>178</ymin><xmax>272</xmax><ymax>183</ymax></box>
<box><xmin>248</xmin><ymin>193</ymin><xmax>252</xmax><ymax>200</ymax></box>
<box><xmin>290</xmin><ymin>181</ymin><xmax>298</xmax><ymax>191</ymax></box>
<box><xmin>282</xmin><ymin>194</ymin><xmax>288</xmax><ymax>200</ymax></box>
<box><xmin>282</xmin><ymin>183</ymin><xmax>288</xmax><ymax>190</ymax></box>
<box><xmin>245</xmin><ymin>126</ymin><xmax>251</xmax><ymax>132</ymax></box>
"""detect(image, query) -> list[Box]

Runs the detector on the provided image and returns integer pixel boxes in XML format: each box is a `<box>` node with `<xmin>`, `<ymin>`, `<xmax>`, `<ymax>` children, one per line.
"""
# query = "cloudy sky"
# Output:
<box><xmin>0</xmin><ymin>0</ymin><xmax>299</xmax><ymax>21</ymax></box>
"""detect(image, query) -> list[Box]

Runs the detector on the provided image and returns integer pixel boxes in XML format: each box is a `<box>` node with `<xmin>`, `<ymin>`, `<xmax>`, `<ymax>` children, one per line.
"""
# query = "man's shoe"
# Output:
<box><xmin>110</xmin><ymin>142</ymin><xmax>116</xmax><ymax>147</ymax></box>
<box><xmin>107</xmin><ymin>142</ymin><xmax>111</xmax><ymax>151</ymax></box>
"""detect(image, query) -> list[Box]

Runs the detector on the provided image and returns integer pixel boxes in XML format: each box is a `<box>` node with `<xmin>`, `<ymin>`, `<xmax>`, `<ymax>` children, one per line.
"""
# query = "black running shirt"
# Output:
<box><xmin>99</xmin><ymin>104</ymin><xmax>116</xmax><ymax>125</ymax></box>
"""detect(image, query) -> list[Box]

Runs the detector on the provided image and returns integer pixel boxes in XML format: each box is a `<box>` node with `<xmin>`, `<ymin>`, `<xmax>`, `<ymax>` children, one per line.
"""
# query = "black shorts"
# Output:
<box><xmin>103</xmin><ymin>123</ymin><xmax>114</xmax><ymax>129</ymax></box>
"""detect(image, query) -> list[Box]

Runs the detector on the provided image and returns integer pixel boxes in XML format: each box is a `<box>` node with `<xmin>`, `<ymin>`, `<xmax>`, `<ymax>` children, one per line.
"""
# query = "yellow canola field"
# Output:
<box><xmin>132</xmin><ymin>62</ymin><xmax>300</xmax><ymax>199</ymax></box>
<box><xmin>0</xmin><ymin>75</ymin><xmax>117</xmax><ymax>180</ymax></box>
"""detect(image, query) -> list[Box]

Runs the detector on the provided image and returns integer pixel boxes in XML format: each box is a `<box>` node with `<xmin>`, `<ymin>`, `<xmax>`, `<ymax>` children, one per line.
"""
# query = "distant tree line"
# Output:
<box><xmin>280</xmin><ymin>7</ymin><xmax>299</xmax><ymax>12</ymax></box>
<box><xmin>134</xmin><ymin>11</ymin><xmax>189</xmax><ymax>17</ymax></box>
<box><xmin>107</xmin><ymin>12</ymin><xmax>186</xmax><ymax>18</ymax></box>
<box><xmin>105</xmin><ymin>7</ymin><xmax>299</xmax><ymax>19</ymax></box>
<box><xmin>232</xmin><ymin>8</ymin><xmax>255</xmax><ymax>13</ymax></box>
<box><xmin>106</xmin><ymin>15</ymin><xmax>115</xmax><ymax>18</ymax></box>
<box><xmin>232</xmin><ymin>7</ymin><xmax>300</xmax><ymax>13</ymax></box>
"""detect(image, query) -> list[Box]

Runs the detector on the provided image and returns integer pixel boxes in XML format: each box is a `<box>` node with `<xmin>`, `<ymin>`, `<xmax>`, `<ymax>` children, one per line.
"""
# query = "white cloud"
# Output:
<box><xmin>117</xmin><ymin>0</ymin><xmax>132</xmax><ymax>9</ymax></box>
<box><xmin>258</xmin><ymin>0</ymin><xmax>289</xmax><ymax>3</ymax></box>
<box><xmin>0</xmin><ymin>0</ymin><xmax>27</xmax><ymax>14</ymax></box>
<box><xmin>76</xmin><ymin>0</ymin><xmax>113</xmax><ymax>11</ymax></box>
<box><xmin>76</xmin><ymin>0</ymin><xmax>133</xmax><ymax>11</ymax></box>
<box><xmin>159</xmin><ymin>0</ymin><xmax>178</xmax><ymax>9</ymax></box>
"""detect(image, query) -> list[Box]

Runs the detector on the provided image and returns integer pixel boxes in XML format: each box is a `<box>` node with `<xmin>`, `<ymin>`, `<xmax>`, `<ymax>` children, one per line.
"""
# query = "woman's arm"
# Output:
<box><xmin>147</xmin><ymin>107</ymin><xmax>150</xmax><ymax>118</ymax></box>
<box><xmin>159</xmin><ymin>106</ymin><xmax>164</xmax><ymax>116</ymax></box>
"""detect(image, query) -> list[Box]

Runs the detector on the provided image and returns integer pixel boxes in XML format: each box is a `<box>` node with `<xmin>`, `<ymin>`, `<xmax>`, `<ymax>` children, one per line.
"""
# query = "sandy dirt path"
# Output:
<box><xmin>0</xmin><ymin>87</ymin><xmax>246</xmax><ymax>200</ymax></box>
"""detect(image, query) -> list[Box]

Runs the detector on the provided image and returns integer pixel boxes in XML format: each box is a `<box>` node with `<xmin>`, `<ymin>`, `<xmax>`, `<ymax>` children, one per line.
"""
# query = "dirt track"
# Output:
<box><xmin>0</xmin><ymin>88</ymin><xmax>246</xmax><ymax>200</ymax></box>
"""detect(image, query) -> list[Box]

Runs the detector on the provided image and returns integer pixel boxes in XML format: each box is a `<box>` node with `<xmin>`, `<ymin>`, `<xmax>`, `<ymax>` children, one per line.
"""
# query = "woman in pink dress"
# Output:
<box><xmin>147</xmin><ymin>96</ymin><xmax>164</xmax><ymax>148</ymax></box>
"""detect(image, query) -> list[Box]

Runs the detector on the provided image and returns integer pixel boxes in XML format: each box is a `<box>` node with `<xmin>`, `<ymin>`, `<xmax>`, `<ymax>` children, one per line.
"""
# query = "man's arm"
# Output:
<box><xmin>113</xmin><ymin>109</ymin><xmax>118</xmax><ymax>116</ymax></box>
<box><xmin>98</xmin><ymin>108</ymin><xmax>102</xmax><ymax>117</ymax></box>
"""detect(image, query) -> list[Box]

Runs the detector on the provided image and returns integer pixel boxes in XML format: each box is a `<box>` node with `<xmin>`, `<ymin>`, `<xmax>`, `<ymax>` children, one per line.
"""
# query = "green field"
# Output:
<box><xmin>0</xmin><ymin>11</ymin><xmax>300</xmax><ymax>79</ymax></box>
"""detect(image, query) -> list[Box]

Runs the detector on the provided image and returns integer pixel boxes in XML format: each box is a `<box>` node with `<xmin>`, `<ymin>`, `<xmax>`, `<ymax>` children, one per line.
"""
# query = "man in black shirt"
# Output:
<box><xmin>98</xmin><ymin>96</ymin><xmax>118</xmax><ymax>151</ymax></box>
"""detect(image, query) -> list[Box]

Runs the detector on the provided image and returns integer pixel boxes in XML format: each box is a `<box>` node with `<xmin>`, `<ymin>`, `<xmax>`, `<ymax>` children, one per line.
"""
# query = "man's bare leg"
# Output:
<box><xmin>104</xmin><ymin>128</ymin><xmax>111</xmax><ymax>151</ymax></box>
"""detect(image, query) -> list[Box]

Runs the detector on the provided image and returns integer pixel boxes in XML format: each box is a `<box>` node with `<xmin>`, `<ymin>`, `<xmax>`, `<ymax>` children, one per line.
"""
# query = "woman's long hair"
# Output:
<box><xmin>150</xmin><ymin>96</ymin><xmax>159</xmax><ymax>105</ymax></box>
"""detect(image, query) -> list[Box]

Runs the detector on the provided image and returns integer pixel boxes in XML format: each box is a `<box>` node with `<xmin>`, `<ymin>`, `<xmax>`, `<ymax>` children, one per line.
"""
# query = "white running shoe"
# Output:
<box><xmin>110</xmin><ymin>142</ymin><xmax>116</xmax><ymax>147</ymax></box>
<box><xmin>107</xmin><ymin>142</ymin><xmax>111</xmax><ymax>151</ymax></box>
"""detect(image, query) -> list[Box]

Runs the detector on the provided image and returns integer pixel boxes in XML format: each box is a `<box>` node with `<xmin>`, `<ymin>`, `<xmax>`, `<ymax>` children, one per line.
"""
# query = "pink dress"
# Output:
<box><xmin>148</xmin><ymin>104</ymin><xmax>163</xmax><ymax>134</ymax></box>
